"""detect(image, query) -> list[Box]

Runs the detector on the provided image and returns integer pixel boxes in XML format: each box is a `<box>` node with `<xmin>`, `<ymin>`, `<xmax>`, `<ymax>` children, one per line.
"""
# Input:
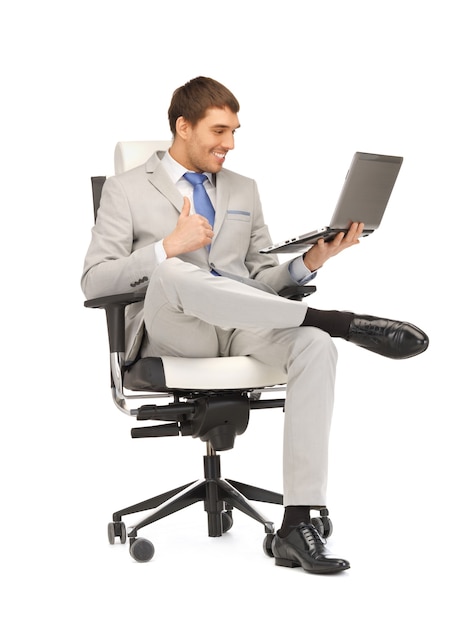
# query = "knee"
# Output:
<box><xmin>293</xmin><ymin>327</ymin><xmax>338</xmax><ymax>366</ymax></box>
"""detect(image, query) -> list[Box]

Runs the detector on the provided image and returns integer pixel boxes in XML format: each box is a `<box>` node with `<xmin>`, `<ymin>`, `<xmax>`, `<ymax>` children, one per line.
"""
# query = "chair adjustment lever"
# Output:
<box><xmin>131</xmin><ymin>424</ymin><xmax>181</xmax><ymax>438</ymax></box>
<box><xmin>136</xmin><ymin>402</ymin><xmax>196</xmax><ymax>421</ymax></box>
<box><xmin>249</xmin><ymin>398</ymin><xmax>285</xmax><ymax>410</ymax></box>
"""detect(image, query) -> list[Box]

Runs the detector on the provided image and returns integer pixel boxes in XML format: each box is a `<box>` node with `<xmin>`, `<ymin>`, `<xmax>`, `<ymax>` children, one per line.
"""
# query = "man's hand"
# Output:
<box><xmin>302</xmin><ymin>222</ymin><xmax>364</xmax><ymax>272</ymax></box>
<box><xmin>163</xmin><ymin>197</ymin><xmax>214</xmax><ymax>258</ymax></box>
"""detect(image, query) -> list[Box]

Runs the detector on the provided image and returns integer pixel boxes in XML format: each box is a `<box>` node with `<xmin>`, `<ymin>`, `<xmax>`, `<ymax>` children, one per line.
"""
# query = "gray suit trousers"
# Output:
<box><xmin>142</xmin><ymin>258</ymin><xmax>337</xmax><ymax>506</ymax></box>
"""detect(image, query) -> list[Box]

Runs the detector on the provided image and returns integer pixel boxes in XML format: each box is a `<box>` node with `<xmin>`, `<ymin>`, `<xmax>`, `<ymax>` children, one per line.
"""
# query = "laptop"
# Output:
<box><xmin>259</xmin><ymin>151</ymin><xmax>403</xmax><ymax>254</ymax></box>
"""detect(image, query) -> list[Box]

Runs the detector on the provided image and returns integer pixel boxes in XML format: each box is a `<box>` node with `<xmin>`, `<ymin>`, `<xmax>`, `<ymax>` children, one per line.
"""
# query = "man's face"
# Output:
<box><xmin>183</xmin><ymin>106</ymin><xmax>240</xmax><ymax>173</ymax></box>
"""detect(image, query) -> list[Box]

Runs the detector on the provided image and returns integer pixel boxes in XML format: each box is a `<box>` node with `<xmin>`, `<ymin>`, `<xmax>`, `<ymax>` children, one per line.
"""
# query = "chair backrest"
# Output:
<box><xmin>91</xmin><ymin>140</ymin><xmax>172</xmax><ymax>221</ymax></box>
<box><xmin>114</xmin><ymin>140</ymin><xmax>172</xmax><ymax>174</ymax></box>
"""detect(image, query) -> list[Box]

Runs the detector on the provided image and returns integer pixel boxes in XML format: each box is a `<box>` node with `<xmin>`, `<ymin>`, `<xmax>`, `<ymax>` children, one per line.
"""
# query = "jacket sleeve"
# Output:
<box><xmin>81</xmin><ymin>175</ymin><xmax>158</xmax><ymax>299</ymax></box>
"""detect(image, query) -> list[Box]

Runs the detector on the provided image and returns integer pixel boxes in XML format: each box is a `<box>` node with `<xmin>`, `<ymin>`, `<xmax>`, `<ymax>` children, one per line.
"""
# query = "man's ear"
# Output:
<box><xmin>175</xmin><ymin>116</ymin><xmax>191</xmax><ymax>139</ymax></box>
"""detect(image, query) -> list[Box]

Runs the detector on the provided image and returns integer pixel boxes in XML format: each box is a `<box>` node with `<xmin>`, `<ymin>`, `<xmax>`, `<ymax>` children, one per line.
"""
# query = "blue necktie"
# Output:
<box><xmin>183</xmin><ymin>172</ymin><xmax>215</xmax><ymax>228</ymax></box>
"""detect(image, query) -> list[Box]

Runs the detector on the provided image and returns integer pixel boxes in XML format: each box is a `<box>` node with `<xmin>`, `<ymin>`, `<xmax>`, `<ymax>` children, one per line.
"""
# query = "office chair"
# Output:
<box><xmin>84</xmin><ymin>141</ymin><xmax>332</xmax><ymax>563</ymax></box>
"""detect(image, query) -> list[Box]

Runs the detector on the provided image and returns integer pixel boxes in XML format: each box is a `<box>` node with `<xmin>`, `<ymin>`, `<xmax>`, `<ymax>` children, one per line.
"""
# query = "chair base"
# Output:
<box><xmin>109</xmin><ymin>449</ymin><xmax>283</xmax><ymax>552</ymax></box>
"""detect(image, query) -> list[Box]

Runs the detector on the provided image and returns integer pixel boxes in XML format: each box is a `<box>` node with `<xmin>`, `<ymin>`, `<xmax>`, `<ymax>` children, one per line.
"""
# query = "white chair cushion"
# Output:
<box><xmin>160</xmin><ymin>356</ymin><xmax>287</xmax><ymax>390</ymax></box>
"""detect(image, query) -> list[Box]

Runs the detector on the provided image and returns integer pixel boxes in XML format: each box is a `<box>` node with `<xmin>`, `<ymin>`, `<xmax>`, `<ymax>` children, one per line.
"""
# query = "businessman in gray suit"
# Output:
<box><xmin>82</xmin><ymin>76</ymin><xmax>428</xmax><ymax>574</ymax></box>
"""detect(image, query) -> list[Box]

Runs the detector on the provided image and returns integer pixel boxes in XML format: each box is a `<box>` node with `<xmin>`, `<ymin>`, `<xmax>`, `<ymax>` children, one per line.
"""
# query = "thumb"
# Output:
<box><xmin>179</xmin><ymin>196</ymin><xmax>191</xmax><ymax>218</ymax></box>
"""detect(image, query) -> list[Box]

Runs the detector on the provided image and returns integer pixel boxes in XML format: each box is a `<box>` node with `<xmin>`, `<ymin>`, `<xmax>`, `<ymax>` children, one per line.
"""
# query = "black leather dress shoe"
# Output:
<box><xmin>271</xmin><ymin>522</ymin><xmax>350</xmax><ymax>574</ymax></box>
<box><xmin>347</xmin><ymin>315</ymin><xmax>429</xmax><ymax>359</ymax></box>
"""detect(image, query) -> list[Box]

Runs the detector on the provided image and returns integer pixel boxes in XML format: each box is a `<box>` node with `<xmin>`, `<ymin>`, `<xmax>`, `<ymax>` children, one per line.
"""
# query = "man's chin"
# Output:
<box><xmin>207</xmin><ymin>164</ymin><xmax>224</xmax><ymax>174</ymax></box>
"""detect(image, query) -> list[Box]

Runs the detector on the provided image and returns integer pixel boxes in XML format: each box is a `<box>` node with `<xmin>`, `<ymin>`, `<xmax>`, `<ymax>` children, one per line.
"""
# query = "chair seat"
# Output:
<box><xmin>124</xmin><ymin>356</ymin><xmax>287</xmax><ymax>392</ymax></box>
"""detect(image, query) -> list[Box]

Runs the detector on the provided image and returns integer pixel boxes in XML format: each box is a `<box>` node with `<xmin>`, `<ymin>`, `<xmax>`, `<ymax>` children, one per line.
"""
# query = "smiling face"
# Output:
<box><xmin>170</xmin><ymin>106</ymin><xmax>240</xmax><ymax>173</ymax></box>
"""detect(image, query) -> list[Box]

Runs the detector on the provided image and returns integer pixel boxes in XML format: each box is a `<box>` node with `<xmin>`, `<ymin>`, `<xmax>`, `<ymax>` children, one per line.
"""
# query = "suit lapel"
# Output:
<box><xmin>146</xmin><ymin>152</ymin><xmax>184</xmax><ymax>211</ymax></box>
<box><xmin>213</xmin><ymin>171</ymin><xmax>229</xmax><ymax>238</ymax></box>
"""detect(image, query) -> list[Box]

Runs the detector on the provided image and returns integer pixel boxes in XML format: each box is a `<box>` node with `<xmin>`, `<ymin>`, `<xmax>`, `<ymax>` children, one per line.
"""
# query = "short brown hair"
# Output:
<box><xmin>168</xmin><ymin>76</ymin><xmax>240</xmax><ymax>135</ymax></box>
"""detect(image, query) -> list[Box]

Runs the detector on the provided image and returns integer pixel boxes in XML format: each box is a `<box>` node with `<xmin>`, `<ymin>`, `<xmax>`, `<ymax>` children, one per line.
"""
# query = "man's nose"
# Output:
<box><xmin>222</xmin><ymin>132</ymin><xmax>235</xmax><ymax>150</ymax></box>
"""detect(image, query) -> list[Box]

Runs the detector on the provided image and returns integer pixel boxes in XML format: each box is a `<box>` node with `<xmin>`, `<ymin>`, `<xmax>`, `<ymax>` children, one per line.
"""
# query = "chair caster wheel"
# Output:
<box><xmin>311</xmin><ymin>515</ymin><xmax>333</xmax><ymax>539</ymax></box>
<box><xmin>221</xmin><ymin>511</ymin><xmax>233</xmax><ymax>533</ymax></box>
<box><xmin>108</xmin><ymin>521</ymin><xmax>127</xmax><ymax>544</ymax></box>
<box><xmin>129</xmin><ymin>537</ymin><xmax>155</xmax><ymax>562</ymax></box>
<box><xmin>263</xmin><ymin>532</ymin><xmax>275</xmax><ymax>558</ymax></box>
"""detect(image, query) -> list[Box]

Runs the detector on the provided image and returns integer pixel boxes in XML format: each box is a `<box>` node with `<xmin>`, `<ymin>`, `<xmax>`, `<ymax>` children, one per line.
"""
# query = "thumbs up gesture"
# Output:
<box><xmin>163</xmin><ymin>197</ymin><xmax>214</xmax><ymax>258</ymax></box>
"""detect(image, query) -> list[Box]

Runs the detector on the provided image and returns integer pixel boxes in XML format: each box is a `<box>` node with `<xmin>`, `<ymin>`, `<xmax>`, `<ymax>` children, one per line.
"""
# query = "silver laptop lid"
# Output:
<box><xmin>330</xmin><ymin>151</ymin><xmax>403</xmax><ymax>230</ymax></box>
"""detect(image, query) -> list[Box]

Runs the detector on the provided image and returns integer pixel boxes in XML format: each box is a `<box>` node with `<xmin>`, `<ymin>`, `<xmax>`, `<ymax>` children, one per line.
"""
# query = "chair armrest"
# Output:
<box><xmin>84</xmin><ymin>292</ymin><xmax>145</xmax><ymax>309</ymax></box>
<box><xmin>84</xmin><ymin>292</ymin><xmax>145</xmax><ymax>353</ymax></box>
<box><xmin>279</xmin><ymin>285</ymin><xmax>317</xmax><ymax>301</ymax></box>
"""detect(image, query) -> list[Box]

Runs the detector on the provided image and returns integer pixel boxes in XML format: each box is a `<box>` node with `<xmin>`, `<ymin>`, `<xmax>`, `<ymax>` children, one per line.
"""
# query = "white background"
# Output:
<box><xmin>2</xmin><ymin>1</ymin><xmax>469</xmax><ymax>624</ymax></box>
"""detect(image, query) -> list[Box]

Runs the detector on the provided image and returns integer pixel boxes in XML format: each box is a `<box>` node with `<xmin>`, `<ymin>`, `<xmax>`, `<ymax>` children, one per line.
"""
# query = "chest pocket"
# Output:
<box><xmin>226</xmin><ymin>209</ymin><xmax>251</xmax><ymax>222</ymax></box>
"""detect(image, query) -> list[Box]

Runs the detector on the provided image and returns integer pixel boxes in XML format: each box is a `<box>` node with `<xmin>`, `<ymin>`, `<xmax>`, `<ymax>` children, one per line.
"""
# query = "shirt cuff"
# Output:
<box><xmin>289</xmin><ymin>255</ymin><xmax>318</xmax><ymax>284</ymax></box>
<box><xmin>154</xmin><ymin>239</ymin><xmax>167</xmax><ymax>264</ymax></box>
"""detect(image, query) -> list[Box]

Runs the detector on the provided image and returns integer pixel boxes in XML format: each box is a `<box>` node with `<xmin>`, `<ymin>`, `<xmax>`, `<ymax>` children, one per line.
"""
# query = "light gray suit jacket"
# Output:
<box><xmin>81</xmin><ymin>151</ymin><xmax>298</xmax><ymax>361</ymax></box>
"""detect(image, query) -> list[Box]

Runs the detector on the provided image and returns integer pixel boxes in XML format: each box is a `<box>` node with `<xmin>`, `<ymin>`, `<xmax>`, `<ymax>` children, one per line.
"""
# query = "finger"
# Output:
<box><xmin>195</xmin><ymin>214</ymin><xmax>212</xmax><ymax>229</ymax></box>
<box><xmin>331</xmin><ymin>232</ymin><xmax>345</xmax><ymax>246</ymax></box>
<box><xmin>350</xmin><ymin>222</ymin><xmax>364</xmax><ymax>237</ymax></box>
<box><xmin>345</xmin><ymin>222</ymin><xmax>359</xmax><ymax>237</ymax></box>
<box><xmin>349</xmin><ymin>222</ymin><xmax>364</xmax><ymax>243</ymax></box>
<box><xmin>180</xmin><ymin>196</ymin><xmax>191</xmax><ymax>217</ymax></box>
<box><xmin>342</xmin><ymin>223</ymin><xmax>361</xmax><ymax>243</ymax></box>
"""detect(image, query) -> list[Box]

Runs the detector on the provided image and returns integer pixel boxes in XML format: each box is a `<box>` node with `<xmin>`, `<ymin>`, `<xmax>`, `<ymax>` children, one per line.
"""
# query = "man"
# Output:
<box><xmin>82</xmin><ymin>76</ymin><xmax>428</xmax><ymax>574</ymax></box>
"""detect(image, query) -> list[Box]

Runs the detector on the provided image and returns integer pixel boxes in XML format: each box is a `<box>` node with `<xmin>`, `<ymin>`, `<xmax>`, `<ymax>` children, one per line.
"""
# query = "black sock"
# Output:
<box><xmin>278</xmin><ymin>506</ymin><xmax>312</xmax><ymax>538</ymax></box>
<box><xmin>300</xmin><ymin>308</ymin><xmax>354</xmax><ymax>338</ymax></box>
